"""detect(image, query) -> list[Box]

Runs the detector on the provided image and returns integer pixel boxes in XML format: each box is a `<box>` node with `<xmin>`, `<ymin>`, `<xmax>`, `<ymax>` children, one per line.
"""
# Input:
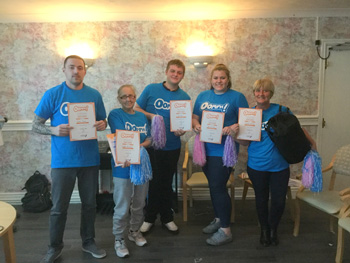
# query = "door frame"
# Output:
<box><xmin>317</xmin><ymin>38</ymin><xmax>350</xmax><ymax>157</ymax></box>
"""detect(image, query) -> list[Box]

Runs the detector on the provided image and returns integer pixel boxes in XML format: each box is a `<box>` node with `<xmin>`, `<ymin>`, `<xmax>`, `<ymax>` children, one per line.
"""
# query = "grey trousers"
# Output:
<box><xmin>112</xmin><ymin>177</ymin><xmax>149</xmax><ymax>240</ymax></box>
<box><xmin>49</xmin><ymin>166</ymin><xmax>99</xmax><ymax>249</ymax></box>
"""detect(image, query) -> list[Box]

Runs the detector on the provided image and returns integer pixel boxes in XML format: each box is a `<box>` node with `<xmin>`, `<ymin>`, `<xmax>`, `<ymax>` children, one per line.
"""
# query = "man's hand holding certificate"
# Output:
<box><xmin>68</xmin><ymin>102</ymin><xmax>97</xmax><ymax>141</ymax></box>
<box><xmin>115</xmin><ymin>130</ymin><xmax>140</xmax><ymax>165</ymax></box>
<box><xmin>237</xmin><ymin>108</ymin><xmax>262</xmax><ymax>141</ymax></box>
<box><xmin>170</xmin><ymin>100</ymin><xmax>192</xmax><ymax>132</ymax></box>
<box><xmin>200</xmin><ymin>111</ymin><xmax>225</xmax><ymax>144</ymax></box>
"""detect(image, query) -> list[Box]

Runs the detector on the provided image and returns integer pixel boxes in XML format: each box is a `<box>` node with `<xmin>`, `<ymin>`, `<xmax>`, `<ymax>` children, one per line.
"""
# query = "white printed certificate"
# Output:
<box><xmin>115</xmin><ymin>130</ymin><xmax>140</xmax><ymax>164</ymax></box>
<box><xmin>68</xmin><ymin>102</ymin><xmax>97</xmax><ymax>141</ymax></box>
<box><xmin>237</xmin><ymin>108</ymin><xmax>262</xmax><ymax>141</ymax></box>
<box><xmin>200</xmin><ymin>111</ymin><xmax>225</xmax><ymax>144</ymax></box>
<box><xmin>170</xmin><ymin>100</ymin><xmax>192</xmax><ymax>131</ymax></box>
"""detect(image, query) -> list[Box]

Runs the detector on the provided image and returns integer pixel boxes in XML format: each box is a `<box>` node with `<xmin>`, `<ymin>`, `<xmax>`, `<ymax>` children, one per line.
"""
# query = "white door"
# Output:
<box><xmin>320</xmin><ymin>42</ymin><xmax>350</xmax><ymax>189</ymax></box>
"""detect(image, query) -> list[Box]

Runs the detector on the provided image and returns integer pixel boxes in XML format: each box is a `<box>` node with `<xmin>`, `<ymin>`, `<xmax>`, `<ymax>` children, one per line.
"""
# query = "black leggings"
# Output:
<box><xmin>247</xmin><ymin>166</ymin><xmax>290</xmax><ymax>230</ymax></box>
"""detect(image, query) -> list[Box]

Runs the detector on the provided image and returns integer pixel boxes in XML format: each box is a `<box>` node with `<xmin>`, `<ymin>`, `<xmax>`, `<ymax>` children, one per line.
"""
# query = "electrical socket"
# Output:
<box><xmin>315</xmin><ymin>40</ymin><xmax>321</xmax><ymax>46</ymax></box>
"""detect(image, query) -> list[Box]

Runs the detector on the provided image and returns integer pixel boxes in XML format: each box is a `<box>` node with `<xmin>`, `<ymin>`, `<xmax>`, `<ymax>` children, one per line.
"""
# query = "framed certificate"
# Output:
<box><xmin>236</xmin><ymin>108</ymin><xmax>262</xmax><ymax>141</ymax></box>
<box><xmin>68</xmin><ymin>102</ymin><xmax>97</xmax><ymax>141</ymax></box>
<box><xmin>170</xmin><ymin>100</ymin><xmax>192</xmax><ymax>132</ymax></box>
<box><xmin>200</xmin><ymin>111</ymin><xmax>225</xmax><ymax>144</ymax></box>
<box><xmin>115</xmin><ymin>130</ymin><xmax>140</xmax><ymax>164</ymax></box>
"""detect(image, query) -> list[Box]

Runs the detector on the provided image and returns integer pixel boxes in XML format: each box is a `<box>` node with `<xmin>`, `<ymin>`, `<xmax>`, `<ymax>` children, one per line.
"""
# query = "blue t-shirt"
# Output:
<box><xmin>193</xmin><ymin>89</ymin><xmax>249</xmax><ymax>156</ymax></box>
<box><xmin>108</xmin><ymin>108</ymin><xmax>150</xmax><ymax>179</ymax></box>
<box><xmin>34</xmin><ymin>82</ymin><xmax>107</xmax><ymax>168</ymax></box>
<box><xmin>247</xmin><ymin>103</ymin><xmax>290</xmax><ymax>172</ymax></box>
<box><xmin>136</xmin><ymin>82</ymin><xmax>191</xmax><ymax>151</ymax></box>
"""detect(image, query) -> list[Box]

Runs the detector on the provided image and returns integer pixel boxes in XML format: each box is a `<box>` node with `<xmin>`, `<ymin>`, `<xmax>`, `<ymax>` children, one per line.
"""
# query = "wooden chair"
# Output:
<box><xmin>293</xmin><ymin>144</ymin><xmax>350</xmax><ymax>237</ymax></box>
<box><xmin>182</xmin><ymin>136</ymin><xmax>235</xmax><ymax>223</ymax></box>
<box><xmin>336</xmin><ymin>189</ymin><xmax>350</xmax><ymax>263</ymax></box>
<box><xmin>238</xmin><ymin>172</ymin><xmax>298</xmax><ymax>220</ymax></box>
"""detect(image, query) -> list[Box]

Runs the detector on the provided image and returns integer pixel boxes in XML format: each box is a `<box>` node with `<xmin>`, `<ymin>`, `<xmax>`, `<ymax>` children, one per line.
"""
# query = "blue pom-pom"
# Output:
<box><xmin>310</xmin><ymin>150</ymin><xmax>323</xmax><ymax>193</ymax></box>
<box><xmin>130</xmin><ymin>147</ymin><xmax>153</xmax><ymax>185</ymax></box>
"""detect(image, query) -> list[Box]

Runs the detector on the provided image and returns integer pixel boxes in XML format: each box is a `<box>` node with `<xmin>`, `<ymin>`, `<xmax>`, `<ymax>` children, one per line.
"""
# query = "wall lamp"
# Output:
<box><xmin>84</xmin><ymin>58</ymin><xmax>95</xmax><ymax>69</ymax></box>
<box><xmin>189</xmin><ymin>55</ymin><xmax>213</xmax><ymax>68</ymax></box>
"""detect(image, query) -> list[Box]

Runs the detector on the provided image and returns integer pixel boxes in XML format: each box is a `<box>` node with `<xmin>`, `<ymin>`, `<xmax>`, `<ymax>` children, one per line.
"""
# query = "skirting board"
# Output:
<box><xmin>0</xmin><ymin>187</ymin><xmax>298</xmax><ymax>206</ymax></box>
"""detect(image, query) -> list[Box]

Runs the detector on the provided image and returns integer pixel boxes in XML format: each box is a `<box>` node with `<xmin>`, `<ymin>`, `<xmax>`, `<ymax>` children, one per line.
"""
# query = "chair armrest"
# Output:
<box><xmin>238</xmin><ymin>172</ymin><xmax>249</xmax><ymax>180</ymax></box>
<box><xmin>339</xmin><ymin>194</ymin><xmax>350</xmax><ymax>218</ymax></box>
<box><xmin>229</xmin><ymin>170</ymin><xmax>235</xmax><ymax>184</ymax></box>
<box><xmin>297</xmin><ymin>185</ymin><xmax>305</xmax><ymax>193</ymax></box>
<box><xmin>182</xmin><ymin>150</ymin><xmax>189</xmax><ymax>184</ymax></box>
<box><xmin>323</xmin><ymin>154</ymin><xmax>335</xmax><ymax>173</ymax></box>
<box><xmin>340</xmin><ymin>188</ymin><xmax>350</xmax><ymax>197</ymax></box>
<box><xmin>182</xmin><ymin>150</ymin><xmax>189</xmax><ymax>171</ymax></box>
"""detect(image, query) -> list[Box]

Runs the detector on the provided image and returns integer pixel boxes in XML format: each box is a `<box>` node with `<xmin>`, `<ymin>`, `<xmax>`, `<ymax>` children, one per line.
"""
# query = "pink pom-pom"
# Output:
<box><xmin>193</xmin><ymin>134</ymin><xmax>206</xmax><ymax>166</ymax></box>
<box><xmin>222</xmin><ymin>136</ymin><xmax>237</xmax><ymax>167</ymax></box>
<box><xmin>151</xmin><ymin>115</ymin><xmax>166</xmax><ymax>149</ymax></box>
<box><xmin>302</xmin><ymin>151</ymin><xmax>314</xmax><ymax>188</ymax></box>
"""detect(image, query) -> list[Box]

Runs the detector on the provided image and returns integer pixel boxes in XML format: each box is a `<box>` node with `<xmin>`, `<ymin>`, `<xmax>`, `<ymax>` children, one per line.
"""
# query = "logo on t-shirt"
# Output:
<box><xmin>60</xmin><ymin>102</ymin><xmax>69</xmax><ymax>116</ymax></box>
<box><xmin>261</xmin><ymin>121</ymin><xmax>268</xmax><ymax>131</ymax></box>
<box><xmin>154</xmin><ymin>98</ymin><xmax>170</xmax><ymax>110</ymax></box>
<box><xmin>125</xmin><ymin>122</ymin><xmax>148</xmax><ymax>135</ymax></box>
<box><xmin>200</xmin><ymin>102</ymin><xmax>229</xmax><ymax>113</ymax></box>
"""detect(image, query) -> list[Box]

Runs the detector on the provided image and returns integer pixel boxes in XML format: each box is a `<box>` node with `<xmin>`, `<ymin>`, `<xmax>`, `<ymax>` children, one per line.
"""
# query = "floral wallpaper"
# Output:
<box><xmin>0</xmin><ymin>16</ymin><xmax>349</xmax><ymax>194</ymax></box>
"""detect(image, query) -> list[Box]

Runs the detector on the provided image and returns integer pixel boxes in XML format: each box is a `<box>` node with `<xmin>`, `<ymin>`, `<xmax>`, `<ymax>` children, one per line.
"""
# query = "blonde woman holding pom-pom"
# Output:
<box><xmin>192</xmin><ymin>64</ymin><xmax>248</xmax><ymax>246</ymax></box>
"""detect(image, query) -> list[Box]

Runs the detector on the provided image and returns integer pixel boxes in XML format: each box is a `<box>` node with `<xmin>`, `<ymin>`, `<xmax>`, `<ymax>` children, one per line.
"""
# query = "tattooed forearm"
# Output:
<box><xmin>32</xmin><ymin>115</ymin><xmax>52</xmax><ymax>135</ymax></box>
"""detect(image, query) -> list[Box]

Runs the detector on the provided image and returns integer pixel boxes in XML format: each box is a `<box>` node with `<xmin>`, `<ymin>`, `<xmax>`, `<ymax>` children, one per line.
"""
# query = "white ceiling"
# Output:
<box><xmin>1</xmin><ymin>0</ymin><xmax>350</xmax><ymax>23</ymax></box>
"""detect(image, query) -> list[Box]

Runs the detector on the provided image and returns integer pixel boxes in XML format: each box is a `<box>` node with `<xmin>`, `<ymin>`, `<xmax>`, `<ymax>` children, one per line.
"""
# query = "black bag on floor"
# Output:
<box><xmin>21</xmin><ymin>171</ymin><xmax>53</xmax><ymax>212</ymax></box>
<box><xmin>265</xmin><ymin>105</ymin><xmax>311</xmax><ymax>164</ymax></box>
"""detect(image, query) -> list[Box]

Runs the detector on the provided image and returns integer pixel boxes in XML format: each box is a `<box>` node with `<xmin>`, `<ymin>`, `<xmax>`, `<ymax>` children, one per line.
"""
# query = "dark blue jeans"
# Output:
<box><xmin>247</xmin><ymin>166</ymin><xmax>290</xmax><ymax>231</ymax></box>
<box><xmin>50</xmin><ymin>166</ymin><xmax>99</xmax><ymax>249</ymax></box>
<box><xmin>202</xmin><ymin>156</ymin><xmax>232</xmax><ymax>228</ymax></box>
<box><xmin>145</xmin><ymin>148</ymin><xmax>180</xmax><ymax>224</ymax></box>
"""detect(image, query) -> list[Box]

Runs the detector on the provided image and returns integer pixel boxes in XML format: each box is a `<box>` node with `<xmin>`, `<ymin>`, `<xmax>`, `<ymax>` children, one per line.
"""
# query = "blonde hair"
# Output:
<box><xmin>253</xmin><ymin>78</ymin><xmax>275</xmax><ymax>98</ymax></box>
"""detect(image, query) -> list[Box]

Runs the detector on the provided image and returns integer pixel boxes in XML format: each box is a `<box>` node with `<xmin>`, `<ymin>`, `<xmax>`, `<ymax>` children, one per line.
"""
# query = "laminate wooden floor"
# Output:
<box><xmin>1</xmin><ymin>200</ymin><xmax>349</xmax><ymax>263</ymax></box>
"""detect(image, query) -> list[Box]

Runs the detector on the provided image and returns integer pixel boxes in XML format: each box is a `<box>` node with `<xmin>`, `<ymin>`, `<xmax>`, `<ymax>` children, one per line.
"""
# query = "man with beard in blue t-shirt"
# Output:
<box><xmin>33</xmin><ymin>55</ymin><xmax>107</xmax><ymax>263</ymax></box>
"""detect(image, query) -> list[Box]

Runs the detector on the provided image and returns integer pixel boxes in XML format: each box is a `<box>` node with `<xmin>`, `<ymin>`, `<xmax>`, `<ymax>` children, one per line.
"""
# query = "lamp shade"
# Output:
<box><xmin>189</xmin><ymin>55</ymin><xmax>213</xmax><ymax>68</ymax></box>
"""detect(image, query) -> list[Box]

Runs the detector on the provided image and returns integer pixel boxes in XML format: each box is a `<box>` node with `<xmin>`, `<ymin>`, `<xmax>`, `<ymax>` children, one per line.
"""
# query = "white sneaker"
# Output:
<box><xmin>140</xmin><ymin>222</ymin><xmax>153</xmax><ymax>233</ymax></box>
<box><xmin>128</xmin><ymin>230</ymin><xmax>147</xmax><ymax>247</ymax></box>
<box><xmin>114</xmin><ymin>239</ymin><xmax>129</xmax><ymax>258</ymax></box>
<box><xmin>163</xmin><ymin>221</ymin><xmax>179</xmax><ymax>232</ymax></box>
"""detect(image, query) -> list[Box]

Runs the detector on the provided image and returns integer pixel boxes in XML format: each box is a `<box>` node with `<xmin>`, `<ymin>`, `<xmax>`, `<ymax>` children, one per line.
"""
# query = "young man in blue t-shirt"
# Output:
<box><xmin>135</xmin><ymin>59</ymin><xmax>190</xmax><ymax>234</ymax></box>
<box><xmin>33</xmin><ymin>55</ymin><xmax>107</xmax><ymax>263</ymax></box>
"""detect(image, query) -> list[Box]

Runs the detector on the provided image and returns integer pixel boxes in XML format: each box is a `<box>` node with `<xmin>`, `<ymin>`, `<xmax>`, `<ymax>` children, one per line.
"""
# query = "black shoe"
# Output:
<box><xmin>270</xmin><ymin>229</ymin><xmax>279</xmax><ymax>246</ymax></box>
<box><xmin>260</xmin><ymin>229</ymin><xmax>271</xmax><ymax>247</ymax></box>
